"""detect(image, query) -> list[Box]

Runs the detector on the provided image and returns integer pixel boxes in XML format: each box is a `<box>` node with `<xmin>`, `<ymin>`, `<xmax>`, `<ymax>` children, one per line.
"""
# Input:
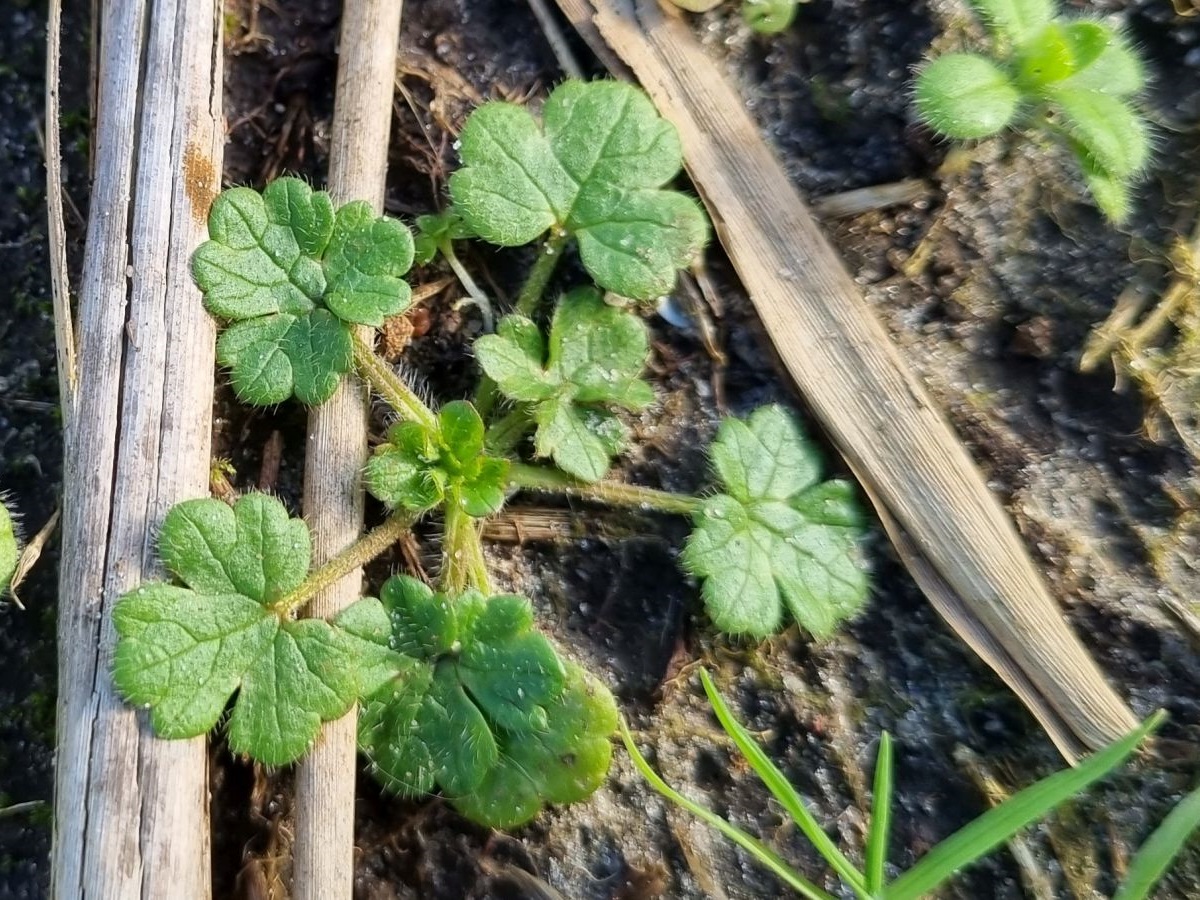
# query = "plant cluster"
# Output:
<box><xmin>914</xmin><ymin>0</ymin><xmax>1151</xmax><ymax>221</ymax></box>
<box><xmin>625</xmin><ymin>670</ymin><xmax>1176</xmax><ymax>899</ymax></box>
<box><xmin>110</xmin><ymin>80</ymin><xmax>871</xmax><ymax>827</ymax></box>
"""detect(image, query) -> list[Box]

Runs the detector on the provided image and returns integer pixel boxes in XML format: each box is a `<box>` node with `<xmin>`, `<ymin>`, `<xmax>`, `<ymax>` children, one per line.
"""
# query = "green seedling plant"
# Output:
<box><xmin>110</xmin><ymin>79</ymin><xmax>871</xmax><ymax>828</ymax></box>
<box><xmin>623</xmin><ymin>668</ymin><xmax>1166</xmax><ymax>899</ymax></box>
<box><xmin>0</xmin><ymin>498</ymin><xmax>18</xmax><ymax>595</ymax></box>
<box><xmin>914</xmin><ymin>0</ymin><xmax>1151</xmax><ymax>221</ymax></box>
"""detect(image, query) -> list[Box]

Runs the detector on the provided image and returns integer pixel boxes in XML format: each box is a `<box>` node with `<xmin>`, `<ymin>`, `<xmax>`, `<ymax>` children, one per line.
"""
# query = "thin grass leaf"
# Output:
<box><xmin>1113</xmin><ymin>783</ymin><xmax>1200</xmax><ymax>900</ymax></box>
<box><xmin>619</xmin><ymin>719</ymin><xmax>836</xmax><ymax>900</ymax></box>
<box><xmin>886</xmin><ymin>711</ymin><xmax>1166</xmax><ymax>900</ymax></box>
<box><xmin>699</xmin><ymin>669</ymin><xmax>870</xmax><ymax>898</ymax></box>
<box><xmin>865</xmin><ymin>732</ymin><xmax>894</xmax><ymax>894</ymax></box>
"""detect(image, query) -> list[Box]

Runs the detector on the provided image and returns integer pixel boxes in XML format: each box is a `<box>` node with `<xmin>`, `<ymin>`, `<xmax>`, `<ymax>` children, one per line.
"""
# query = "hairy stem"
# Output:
<box><xmin>484</xmin><ymin>406</ymin><xmax>533</xmax><ymax>454</ymax></box>
<box><xmin>351</xmin><ymin>331</ymin><xmax>438</xmax><ymax>431</ymax></box>
<box><xmin>441</xmin><ymin>489</ymin><xmax>492</xmax><ymax>595</ymax></box>
<box><xmin>274</xmin><ymin>511</ymin><xmax>416</xmax><ymax>617</ymax></box>
<box><xmin>515</xmin><ymin>230</ymin><xmax>568</xmax><ymax>317</ymax></box>
<box><xmin>508</xmin><ymin>463</ymin><xmax>702</xmax><ymax>516</ymax></box>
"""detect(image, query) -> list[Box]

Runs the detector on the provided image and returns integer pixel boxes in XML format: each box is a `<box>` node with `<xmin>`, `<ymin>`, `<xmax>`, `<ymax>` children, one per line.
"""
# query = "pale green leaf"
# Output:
<box><xmin>968</xmin><ymin>0</ymin><xmax>1054</xmax><ymax>46</ymax></box>
<box><xmin>1054</xmin><ymin>88</ymin><xmax>1149</xmax><ymax>180</ymax></box>
<box><xmin>534</xmin><ymin>398</ymin><xmax>627</xmax><ymax>483</ymax></box>
<box><xmin>683</xmin><ymin>406</ymin><xmax>869</xmax><ymax>637</ymax></box>
<box><xmin>915</xmin><ymin>53</ymin><xmax>1021</xmax><ymax>140</ymax></box>
<box><xmin>742</xmin><ymin>0</ymin><xmax>798</xmax><ymax>35</ymax></box>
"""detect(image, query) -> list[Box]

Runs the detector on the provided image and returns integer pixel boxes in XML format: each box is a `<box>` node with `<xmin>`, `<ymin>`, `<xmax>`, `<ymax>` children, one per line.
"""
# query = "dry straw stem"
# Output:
<box><xmin>51</xmin><ymin>0</ymin><xmax>223</xmax><ymax>895</ymax></box>
<box><xmin>292</xmin><ymin>2</ymin><xmax>404</xmax><ymax>898</ymax></box>
<box><xmin>555</xmin><ymin>0</ymin><xmax>1137</xmax><ymax>761</ymax></box>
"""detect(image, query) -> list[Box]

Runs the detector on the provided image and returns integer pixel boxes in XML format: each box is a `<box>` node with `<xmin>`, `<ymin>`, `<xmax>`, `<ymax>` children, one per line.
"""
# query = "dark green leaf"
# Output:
<box><xmin>323</xmin><ymin>201</ymin><xmax>415</xmax><ymax>326</ymax></box>
<box><xmin>357</xmin><ymin>576</ymin><xmax>615</xmax><ymax>827</ymax></box>
<box><xmin>192</xmin><ymin>179</ymin><xmax>329</xmax><ymax>321</ymax></box>
<box><xmin>449</xmin><ymin>80</ymin><xmax>709</xmax><ymax>299</ymax></box>
<box><xmin>113</xmin><ymin>494</ymin><xmax>359</xmax><ymax>765</ymax></box>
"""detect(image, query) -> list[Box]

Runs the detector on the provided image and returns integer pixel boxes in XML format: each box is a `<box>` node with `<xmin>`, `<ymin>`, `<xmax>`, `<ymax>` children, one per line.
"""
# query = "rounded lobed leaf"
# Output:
<box><xmin>915</xmin><ymin>53</ymin><xmax>1021</xmax><ymax>140</ymax></box>
<box><xmin>216</xmin><ymin>309</ymin><xmax>353</xmax><ymax>407</ymax></box>
<box><xmin>157</xmin><ymin>493</ymin><xmax>310</xmax><ymax>604</ymax></box>
<box><xmin>193</xmin><ymin>179</ymin><xmax>329</xmax><ymax>321</ymax></box>
<box><xmin>357</xmin><ymin>578</ymin><xmax>618</xmax><ymax>828</ymax></box>
<box><xmin>683</xmin><ymin>406</ymin><xmax>870</xmax><ymax>638</ymax></box>
<box><xmin>323</xmin><ymin>202</ymin><xmax>416</xmax><ymax>326</ymax></box>
<box><xmin>450</xmin><ymin>664</ymin><xmax>618</xmax><ymax>828</ymax></box>
<box><xmin>450</xmin><ymin>79</ymin><xmax>710</xmax><ymax>299</ymax></box>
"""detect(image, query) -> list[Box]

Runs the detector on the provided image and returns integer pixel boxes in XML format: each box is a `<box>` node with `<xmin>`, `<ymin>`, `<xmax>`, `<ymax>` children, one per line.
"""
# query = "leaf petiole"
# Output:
<box><xmin>439</xmin><ymin>237</ymin><xmax>494</xmax><ymax>331</ymax></box>
<box><xmin>351</xmin><ymin>330</ymin><xmax>438</xmax><ymax>431</ymax></box>
<box><xmin>507</xmin><ymin>462</ymin><xmax>702</xmax><ymax>516</ymax></box>
<box><xmin>515</xmin><ymin>230</ymin><xmax>568</xmax><ymax>318</ymax></box>
<box><xmin>272</xmin><ymin>510</ymin><xmax>417</xmax><ymax>617</ymax></box>
<box><xmin>484</xmin><ymin>406</ymin><xmax>533</xmax><ymax>454</ymax></box>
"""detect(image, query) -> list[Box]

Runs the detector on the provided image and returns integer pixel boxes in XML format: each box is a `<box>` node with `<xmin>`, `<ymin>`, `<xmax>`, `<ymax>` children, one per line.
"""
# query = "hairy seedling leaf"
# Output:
<box><xmin>193</xmin><ymin>177</ymin><xmax>415</xmax><ymax>405</ymax></box>
<box><xmin>969</xmin><ymin>0</ymin><xmax>1054</xmax><ymax>46</ymax></box>
<box><xmin>1054</xmin><ymin>88</ymin><xmax>1148</xmax><ymax>180</ymax></box>
<box><xmin>413</xmin><ymin>210</ymin><xmax>475</xmax><ymax>265</ymax></box>
<box><xmin>112</xmin><ymin>494</ymin><xmax>359</xmax><ymax>765</ymax></box>
<box><xmin>449</xmin><ymin>80</ymin><xmax>708</xmax><ymax>299</ymax></box>
<box><xmin>193</xmin><ymin>180</ymin><xmax>330</xmax><ymax>320</ymax></box>
<box><xmin>916</xmin><ymin>6</ymin><xmax>1150</xmax><ymax>222</ymax></box>
<box><xmin>323</xmin><ymin>201</ymin><xmax>415</xmax><ymax>326</ymax></box>
<box><xmin>0</xmin><ymin>500</ymin><xmax>17</xmax><ymax>595</ymax></box>
<box><xmin>915</xmin><ymin>53</ymin><xmax>1020</xmax><ymax>140</ymax></box>
<box><xmin>475</xmin><ymin>287</ymin><xmax>652</xmax><ymax>481</ymax></box>
<box><xmin>353</xmin><ymin>576</ymin><xmax>616</xmax><ymax>827</ymax></box>
<box><xmin>365</xmin><ymin>401</ymin><xmax>509</xmax><ymax>516</ymax></box>
<box><xmin>683</xmin><ymin>406</ymin><xmax>869</xmax><ymax>637</ymax></box>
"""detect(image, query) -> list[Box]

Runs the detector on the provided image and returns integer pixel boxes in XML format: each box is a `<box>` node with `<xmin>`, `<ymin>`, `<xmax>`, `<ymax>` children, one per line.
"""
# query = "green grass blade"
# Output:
<box><xmin>619</xmin><ymin>718</ymin><xmax>837</xmax><ymax>900</ymax></box>
<box><xmin>699</xmin><ymin>669</ymin><xmax>870</xmax><ymax>898</ymax></box>
<box><xmin>865</xmin><ymin>732</ymin><xmax>894</xmax><ymax>894</ymax></box>
<box><xmin>1114</xmin><ymin>783</ymin><xmax>1200</xmax><ymax>900</ymax></box>
<box><xmin>886</xmin><ymin>711</ymin><xmax>1166</xmax><ymax>900</ymax></box>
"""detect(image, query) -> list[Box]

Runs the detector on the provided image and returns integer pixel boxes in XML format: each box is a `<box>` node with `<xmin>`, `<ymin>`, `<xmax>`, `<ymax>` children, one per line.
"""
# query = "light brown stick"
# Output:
<box><xmin>291</xmin><ymin>2</ymin><xmax>403</xmax><ymax>898</ymax></box>
<box><xmin>51</xmin><ymin>0</ymin><xmax>222</xmax><ymax>895</ymax></box>
<box><xmin>565</xmin><ymin>0</ymin><xmax>1137</xmax><ymax>760</ymax></box>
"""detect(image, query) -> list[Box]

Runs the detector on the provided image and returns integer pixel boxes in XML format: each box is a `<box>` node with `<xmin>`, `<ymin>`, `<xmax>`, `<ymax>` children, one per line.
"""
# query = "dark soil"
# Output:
<box><xmin>0</xmin><ymin>0</ymin><xmax>87</xmax><ymax>896</ymax></box>
<box><xmin>3</xmin><ymin>0</ymin><xmax>1200</xmax><ymax>898</ymax></box>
